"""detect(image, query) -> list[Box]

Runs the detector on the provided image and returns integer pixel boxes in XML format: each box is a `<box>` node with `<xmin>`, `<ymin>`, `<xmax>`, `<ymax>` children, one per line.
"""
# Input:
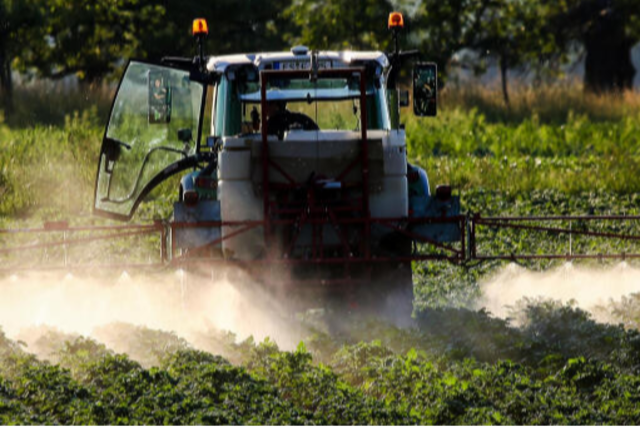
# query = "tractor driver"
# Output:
<box><xmin>265</xmin><ymin>100</ymin><xmax>319</xmax><ymax>140</ymax></box>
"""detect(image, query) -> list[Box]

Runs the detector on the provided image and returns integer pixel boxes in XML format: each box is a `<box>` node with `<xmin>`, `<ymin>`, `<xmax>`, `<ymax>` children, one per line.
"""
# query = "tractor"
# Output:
<box><xmin>92</xmin><ymin>13</ymin><xmax>461</xmax><ymax>323</ymax></box>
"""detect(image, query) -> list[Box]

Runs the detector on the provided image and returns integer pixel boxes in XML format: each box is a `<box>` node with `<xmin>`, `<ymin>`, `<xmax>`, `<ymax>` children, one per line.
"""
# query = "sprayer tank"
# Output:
<box><xmin>217</xmin><ymin>130</ymin><xmax>408</xmax><ymax>259</ymax></box>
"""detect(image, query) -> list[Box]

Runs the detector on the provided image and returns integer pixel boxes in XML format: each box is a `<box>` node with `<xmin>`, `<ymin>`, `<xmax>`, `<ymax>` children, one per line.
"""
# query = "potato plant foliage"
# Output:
<box><xmin>2</xmin><ymin>303</ymin><xmax>640</xmax><ymax>425</ymax></box>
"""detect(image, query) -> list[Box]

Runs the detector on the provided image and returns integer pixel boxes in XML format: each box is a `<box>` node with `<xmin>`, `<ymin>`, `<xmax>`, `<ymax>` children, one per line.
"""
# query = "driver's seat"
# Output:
<box><xmin>266</xmin><ymin>110</ymin><xmax>319</xmax><ymax>140</ymax></box>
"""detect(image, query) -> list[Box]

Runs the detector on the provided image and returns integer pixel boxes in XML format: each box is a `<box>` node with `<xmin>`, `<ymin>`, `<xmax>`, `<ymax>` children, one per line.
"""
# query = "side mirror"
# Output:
<box><xmin>399</xmin><ymin>90</ymin><xmax>409</xmax><ymax>107</ymax></box>
<box><xmin>148</xmin><ymin>70</ymin><xmax>172</xmax><ymax>124</ymax></box>
<box><xmin>413</xmin><ymin>63</ymin><xmax>437</xmax><ymax>117</ymax></box>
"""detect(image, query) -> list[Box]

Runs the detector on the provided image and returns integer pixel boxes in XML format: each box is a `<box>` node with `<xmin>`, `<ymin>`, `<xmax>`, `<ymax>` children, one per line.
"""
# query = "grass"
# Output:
<box><xmin>0</xmin><ymin>82</ymin><xmax>112</xmax><ymax>220</ymax></box>
<box><xmin>1</xmin><ymin>80</ymin><xmax>113</xmax><ymax>128</ymax></box>
<box><xmin>408</xmin><ymin>83</ymin><xmax>640</xmax><ymax>194</ymax></box>
<box><xmin>438</xmin><ymin>81</ymin><xmax>640</xmax><ymax>124</ymax></box>
<box><xmin>0</xmin><ymin>111</ymin><xmax>101</xmax><ymax>220</ymax></box>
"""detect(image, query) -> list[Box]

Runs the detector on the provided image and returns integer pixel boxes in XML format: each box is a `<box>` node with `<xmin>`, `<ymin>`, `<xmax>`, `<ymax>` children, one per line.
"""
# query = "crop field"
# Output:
<box><xmin>2</xmin><ymin>84</ymin><xmax>640</xmax><ymax>424</ymax></box>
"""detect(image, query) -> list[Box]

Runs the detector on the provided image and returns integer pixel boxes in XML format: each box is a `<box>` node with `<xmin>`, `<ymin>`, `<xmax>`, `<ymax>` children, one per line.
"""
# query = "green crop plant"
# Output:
<box><xmin>3</xmin><ymin>299</ymin><xmax>640</xmax><ymax>424</ymax></box>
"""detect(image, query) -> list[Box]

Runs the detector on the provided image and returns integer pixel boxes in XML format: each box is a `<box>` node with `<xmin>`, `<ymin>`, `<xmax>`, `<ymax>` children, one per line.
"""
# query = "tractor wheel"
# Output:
<box><xmin>323</xmin><ymin>263</ymin><xmax>415</xmax><ymax>334</ymax></box>
<box><xmin>359</xmin><ymin>262</ymin><xmax>415</xmax><ymax>328</ymax></box>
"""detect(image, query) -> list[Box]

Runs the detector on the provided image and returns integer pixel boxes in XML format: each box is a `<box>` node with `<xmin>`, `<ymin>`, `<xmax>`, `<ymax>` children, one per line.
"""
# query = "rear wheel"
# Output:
<box><xmin>323</xmin><ymin>263</ymin><xmax>415</xmax><ymax>333</ymax></box>
<box><xmin>358</xmin><ymin>262</ymin><xmax>414</xmax><ymax>327</ymax></box>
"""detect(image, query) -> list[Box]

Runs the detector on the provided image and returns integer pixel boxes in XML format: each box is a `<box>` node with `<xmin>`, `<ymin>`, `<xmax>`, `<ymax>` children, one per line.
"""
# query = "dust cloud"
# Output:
<box><xmin>8</xmin><ymin>260</ymin><xmax>640</xmax><ymax>362</ymax></box>
<box><xmin>477</xmin><ymin>261</ymin><xmax>640</xmax><ymax>322</ymax></box>
<box><xmin>0</xmin><ymin>268</ymin><xmax>305</xmax><ymax>358</ymax></box>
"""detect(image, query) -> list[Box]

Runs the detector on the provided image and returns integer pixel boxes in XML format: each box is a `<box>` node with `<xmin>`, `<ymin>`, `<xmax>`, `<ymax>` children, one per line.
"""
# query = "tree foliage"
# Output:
<box><xmin>134</xmin><ymin>0</ymin><xmax>290</xmax><ymax>61</ymax></box>
<box><xmin>0</xmin><ymin>0</ymin><xmax>43</xmax><ymax>109</ymax></box>
<box><xmin>285</xmin><ymin>0</ymin><xmax>393</xmax><ymax>50</ymax></box>
<box><xmin>407</xmin><ymin>0</ymin><xmax>493</xmax><ymax>84</ymax></box>
<box><xmin>542</xmin><ymin>0</ymin><xmax>640</xmax><ymax>92</ymax></box>
<box><xmin>15</xmin><ymin>0</ymin><xmax>162</xmax><ymax>83</ymax></box>
<box><xmin>470</xmin><ymin>0</ymin><xmax>559</xmax><ymax>104</ymax></box>
<box><xmin>2</xmin><ymin>0</ymin><xmax>640</xmax><ymax>116</ymax></box>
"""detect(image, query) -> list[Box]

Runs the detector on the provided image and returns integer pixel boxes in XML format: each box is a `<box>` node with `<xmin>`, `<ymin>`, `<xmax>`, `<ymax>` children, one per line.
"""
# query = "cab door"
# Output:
<box><xmin>94</xmin><ymin>60</ymin><xmax>206</xmax><ymax>220</ymax></box>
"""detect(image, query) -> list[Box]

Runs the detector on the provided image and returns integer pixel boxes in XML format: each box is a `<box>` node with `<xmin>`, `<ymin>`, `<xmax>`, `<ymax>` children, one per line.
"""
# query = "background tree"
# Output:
<box><xmin>3</xmin><ymin>0</ymin><xmax>291</xmax><ymax>99</ymax></box>
<box><xmin>408</xmin><ymin>0</ymin><xmax>493</xmax><ymax>85</ymax></box>
<box><xmin>546</xmin><ymin>0</ymin><xmax>640</xmax><ymax>92</ymax></box>
<box><xmin>284</xmin><ymin>0</ymin><xmax>393</xmax><ymax>51</ymax></box>
<box><xmin>471</xmin><ymin>0</ymin><xmax>558</xmax><ymax>105</ymax></box>
<box><xmin>17</xmin><ymin>0</ymin><xmax>162</xmax><ymax>84</ymax></box>
<box><xmin>213</xmin><ymin>0</ymin><xmax>291</xmax><ymax>53</ymax></box>
<box><xmin>3</xmin><ymin>0</ymin><xmax>640</xmax><ymax>105</ymax></box>
<box><xmin>0</xmin><ymin>0</ymin><xmax>44</xmax><ymax>113</ymax></box>
<box><xmin>134</xmin><ymin>0</ymin><xmax>290</xmax><ymax>62</ymax></box>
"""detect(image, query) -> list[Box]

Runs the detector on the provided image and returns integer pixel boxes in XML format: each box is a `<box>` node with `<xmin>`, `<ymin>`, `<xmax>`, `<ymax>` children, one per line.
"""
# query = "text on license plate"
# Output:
<box><xmin>274</xmin><ymin>60</ymin><xmax>332</xmax><ymax>70</ymax></box>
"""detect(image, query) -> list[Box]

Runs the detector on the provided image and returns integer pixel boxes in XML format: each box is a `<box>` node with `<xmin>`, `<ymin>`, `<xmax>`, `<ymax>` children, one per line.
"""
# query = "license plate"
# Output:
<box><xmin>275</xmin><ymin>60</ymin><xmax>332</xmax><ymax>70</ymax></box>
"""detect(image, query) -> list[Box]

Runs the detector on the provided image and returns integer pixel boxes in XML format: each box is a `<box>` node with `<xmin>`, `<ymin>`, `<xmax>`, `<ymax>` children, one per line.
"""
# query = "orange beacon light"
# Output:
<box><xmin>388</xmin><ymin>12</ymin><xmax>404</xmax><ymax>29</ymax></box>
<box><xmin>192</xmin><ymin>18</ymin><xmax>209</xmax><ymax>36</ymax></box>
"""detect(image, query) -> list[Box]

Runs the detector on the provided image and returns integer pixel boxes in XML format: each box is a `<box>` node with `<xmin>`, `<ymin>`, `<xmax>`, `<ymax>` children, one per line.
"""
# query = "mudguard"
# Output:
<box><xmin>408</xmin><ymin>164</ymin><xmax>461</xmax><ymax>243</ymax></box>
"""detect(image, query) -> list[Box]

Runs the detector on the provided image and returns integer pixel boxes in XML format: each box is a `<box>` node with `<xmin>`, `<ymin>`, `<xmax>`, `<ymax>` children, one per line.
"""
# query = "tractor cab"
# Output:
<box><xmin>208</xmin><ymin>48</ymin><xmax>392</xmax><ymax>138</ymax></box>
<box><xmin>93</xmin><ymin>15</ymin><xmax>457</xmax><ymax>269</ymax></box>
<box><xmin>93</xmin><ymin>48</ymin><xmax>438</xmax><ymax>221</ymax></box>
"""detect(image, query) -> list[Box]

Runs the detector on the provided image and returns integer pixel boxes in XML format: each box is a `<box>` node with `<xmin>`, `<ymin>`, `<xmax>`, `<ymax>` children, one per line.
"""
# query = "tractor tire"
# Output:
<box><xmin>359</xmin><ymin>262</ymin><xmax>415</xmax><ymax>328</ymax></box>
<box><xmin>323</xmin><ymin>263</ymin><xmax>415</xmax><ymax>334</ymax></box>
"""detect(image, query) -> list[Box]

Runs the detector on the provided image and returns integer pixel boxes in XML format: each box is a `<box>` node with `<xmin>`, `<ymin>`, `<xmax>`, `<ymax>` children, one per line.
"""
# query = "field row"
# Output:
<box><xmin>2</xmin><ymin>300</ymin><xmax>640</xmax><ymax>425</ymax></box>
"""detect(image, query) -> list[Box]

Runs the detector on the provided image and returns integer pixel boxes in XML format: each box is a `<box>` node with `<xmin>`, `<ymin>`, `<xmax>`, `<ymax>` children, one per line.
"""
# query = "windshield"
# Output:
<box><xmin>213</xmin><ymin>73</ymin><xmax>389</xmax><ymax>136</ymax></box>
<box><xmin>239</xmin><ymin>77</ymin><xmax>374</xmax><ymax>102</ymax></box>
<box><xmin>240</xmin><ymin>100</ymin><xmax>364</xmax><ymax>133</ymax></box>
